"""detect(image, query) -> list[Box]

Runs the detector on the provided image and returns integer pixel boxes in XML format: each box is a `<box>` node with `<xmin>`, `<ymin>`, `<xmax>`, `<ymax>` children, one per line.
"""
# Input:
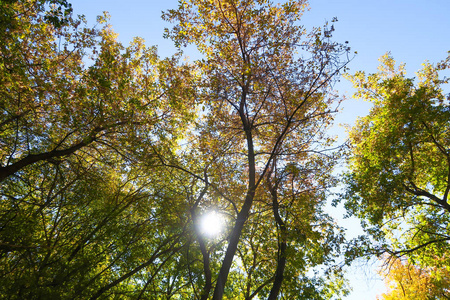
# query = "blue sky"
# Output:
<box><xmin>69</xmin><ymin>0</ymin><xmax>450</xmax><ymax>298</ymax></box>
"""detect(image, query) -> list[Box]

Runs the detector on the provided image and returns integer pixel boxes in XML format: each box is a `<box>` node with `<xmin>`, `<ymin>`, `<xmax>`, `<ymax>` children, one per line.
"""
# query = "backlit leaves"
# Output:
<box><xmin>1</xmin><ymin>0</ymin><xmax>352</xmax><ymax>299</ymax></box>
<box><xmin>377</xmin><ymin>256</ymin><xmax>450</xmax><ymax>300</ymax></box>
<box><xmin>342</xmin><ymin>53</ymin><xmax>450</xmax><ymax>277</ymax></box>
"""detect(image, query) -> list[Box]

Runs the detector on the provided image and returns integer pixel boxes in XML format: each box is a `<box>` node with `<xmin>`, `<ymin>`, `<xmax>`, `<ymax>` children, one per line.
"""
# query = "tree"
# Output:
<box><xmin>342</xmin><ymin>53</ymin><xmax>450</xmax><ymax>270</ymax></box>
<box><xmin>163</xmin><ymin>0</ymin><xmax>351</xmax><ymax>298</ymax></box>
<box><xmin>377</xmin><ymin>256</ymin><xmax>450</xmax><ymax>300</ymax></box>
<box><xmin>0</xmin><ymin>1</ymin><xmax>196</xmax><ymax>298</ymax></box>
<box><xmin>1</xmin><ymin>0</ymin><xmax>353</xmax><ymax>299</ymax></box>
<box><xmin>0</xmin><ymin>0</ymin><xmax>194</xmax><ymax>183</ymax></box>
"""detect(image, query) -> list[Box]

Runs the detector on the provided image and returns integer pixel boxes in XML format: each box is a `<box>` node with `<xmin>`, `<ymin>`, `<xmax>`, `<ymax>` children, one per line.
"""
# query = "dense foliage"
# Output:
<box><xmin>1</xmin><ymin>0</ymin><xmax>197</xmax><ymax>298</ymax></box>
<box><xmin>0</xmin><ymin>0</ymin><xmax>352</xmax><ymax>299</ymax></box>
<box><xmin>342</xmin><ymin>53</ymin><xmax>450</xmax><ymax>290</ymax></box>
<box><xmin>377</xmin><ymin>256</ymin><xmax>450</xmax><ymax>299</ymax></box>
<box><xmin>162</xmin><ymin>0</ymin><xmax>352</xmax><ymax>299</ymax></box>
<box><xmin>5</xmin><ymin>0</ymin><xmax>450</xmax><ymax>298</ymax></box>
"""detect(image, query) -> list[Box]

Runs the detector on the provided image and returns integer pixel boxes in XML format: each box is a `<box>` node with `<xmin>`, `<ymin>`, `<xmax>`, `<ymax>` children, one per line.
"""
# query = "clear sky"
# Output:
<box><xmin>69</xmin><ymin>0</ymin><xmax>450</xmax><ymax>298</ymax></box>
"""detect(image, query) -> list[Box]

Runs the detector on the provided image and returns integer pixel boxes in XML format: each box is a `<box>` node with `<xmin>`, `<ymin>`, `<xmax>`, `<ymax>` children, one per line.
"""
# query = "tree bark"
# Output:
<box><xmin>267</xmin><ymin>179</ymin><xmax>287</xmax><ymax>300</ymax></box>
<box><xmin>212</xmin><ymin>102</ymin><xmax>256</xmax><ymax>300</ymax></box>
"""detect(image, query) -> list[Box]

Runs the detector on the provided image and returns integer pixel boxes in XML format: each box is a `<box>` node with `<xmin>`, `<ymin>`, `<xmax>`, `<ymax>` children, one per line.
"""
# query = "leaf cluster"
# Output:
<box><xmin>341</xmin><ymin>52</ymin><xmax>450</xmax><ymax>281</ymax></box>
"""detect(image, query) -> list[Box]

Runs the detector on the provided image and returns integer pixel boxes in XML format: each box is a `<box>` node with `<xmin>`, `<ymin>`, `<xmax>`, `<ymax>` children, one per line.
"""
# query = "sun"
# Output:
<box><xmin>200</xmin><ymin>211</ymin><xmax>224</xmax><ymax>237</ymax></box>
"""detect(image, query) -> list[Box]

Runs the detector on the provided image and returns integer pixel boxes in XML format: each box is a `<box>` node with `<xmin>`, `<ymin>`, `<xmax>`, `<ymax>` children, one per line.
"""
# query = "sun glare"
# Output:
<box><xmin>200</xmin><ymin>211</ymin><xmax>224</xmax><ymax>237</ymax></box>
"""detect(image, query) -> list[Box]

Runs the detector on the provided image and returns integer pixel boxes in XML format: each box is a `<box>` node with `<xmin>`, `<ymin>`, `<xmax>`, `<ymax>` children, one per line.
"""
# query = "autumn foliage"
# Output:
<box><xmin>377</xmin><ymin>257</ymin><xmax>450</xmax><ymax>299</ymax></box>
<box><xmin>2</xmin><ymin>0</ymin><xmax>449</xmax><ymax>299</ymax></box>
<box><xmin>0</xmin><ymin>0</ymin><xmax>351</xmax><ymax>299</ymax></box>
<box><xmin>343</xmin><ymin>52</ymin><xmax>450</xmax><ymax>298</ymax></box>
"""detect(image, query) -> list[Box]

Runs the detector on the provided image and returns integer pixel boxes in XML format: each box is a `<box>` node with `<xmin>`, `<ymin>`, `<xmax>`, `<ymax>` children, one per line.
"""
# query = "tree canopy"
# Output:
<box><xmin>377</xmin><ymin>256</ymin><xmax>450</xmax><ymax>300</ymax></box>
<box><xmin>6</xmin><ymin>0</ymin><xmax>450</xmax><ymax>298</ymax></box>
<box><xmin>1</xmin><ymin>0</ymin><xmax>196</xmax><ymax>298</ymax></box>
<box><xmin>0</xmin><ymin>0</ymin><xmax>352</xmax><ymax>299</ymax></box>
<box><xmin>342</xmin><ymin>52</ymin><xmax>450</xmax><ymax>289</ymax></box>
